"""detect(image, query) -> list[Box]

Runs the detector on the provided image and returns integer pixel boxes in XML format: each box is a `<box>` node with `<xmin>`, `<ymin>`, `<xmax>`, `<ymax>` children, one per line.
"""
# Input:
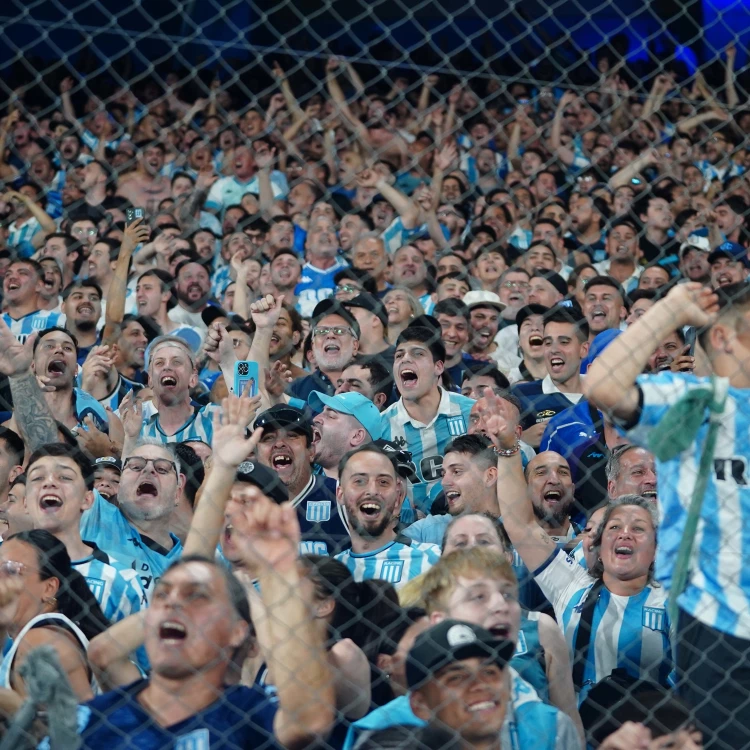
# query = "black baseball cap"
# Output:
<box><xmin>201</xmin><ymin>304</ymin><xmax>248</xmax><ymax>329</ymax></box>
<box><xmin>254</xmin><ymin>405</ymin><xmax>313</xmax><ymax>442</ymax></box>
<box><xmin>311</xmin><ymin>299</ymin><xmax>361</xmax><ymax>338</ymax></box>
<box><xmin>406</xmin><ymin>620</ymin><xmax>514</xmax><ymax>690</ymax></box>
<box><xmin>344</xmin><ymin>294</ymin><xmax>389</xmax><ymax>329</ymax></box>
<box><xmin>94</xmin><ymin>456</ymin><xmax>122</xmax><ymax>473</ymax></box>
<box><xmin>515</xmin><ymin>304</ymin><xmax>550</xmax><ymax>329</ymax></box>
<box><xmin>235</xmin><ymin>459</ymin><xmax>289</xmax><ymax>505</ymax></box>
<box><xmin>532</xmin><ymin>271</ymin><xmax>568</xmax><ymax>298</ymax></box>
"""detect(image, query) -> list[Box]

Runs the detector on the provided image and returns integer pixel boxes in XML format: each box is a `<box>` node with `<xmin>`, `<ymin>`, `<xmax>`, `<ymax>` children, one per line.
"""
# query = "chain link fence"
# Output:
<box><xmin>0</xmin><ymin>0</ymin><xmax>749</xmax><ymax>748</ymax></box>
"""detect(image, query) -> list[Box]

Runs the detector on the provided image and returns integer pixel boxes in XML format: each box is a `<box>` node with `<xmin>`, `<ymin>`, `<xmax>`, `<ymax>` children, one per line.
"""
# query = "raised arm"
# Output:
<box><xmin>183</xmin><ymin>393</ymin><xmax>262</xmax><ymax>558</ymax></box>
<box><xmin>3</xmin><ymin>189</ymin><xmax>56</xmax><ymax>244</ymax></box>
<box><xmin>725</xmin><ymin>43</ymin><xmax>739</xmax><ymax>109</ymax></box>
<box><xmin>482</xmin><ymin>391</ymin><xmax>558</xmax><ymax>572</ymax></box>
<box><xmin>229</xmin><ymin>493</ymin><xmax>335</xmax><ymax>748</ymax></box>
<box><xmin>0</xmin><ymin>322</ymin><xmax>58</xmax><ymax>450</ymax></box>
<box><xmin>87</xmin><ymin>611</ymin><xmax>145</xmax><ymax>691</ymax></box>
<box><xmin>356</xmin><ymin>169</ymin><xmax>419</xmax><ymax>229</ymax></box>
<box><xmin>272</xmin><ymin>62</ymin><xmax>306</xmax><ymax>124</ymax></box>
<box><xmin>676</xmin><ymin>108</ymin><xmax>727</xmax><ymax>136</ymax></box>
<box><xmin>550</xmin><ymin>92</ymin><xmax>579</xmax><ymax>167</ymax></box>
<box><xmin>102</xmin><ymin>218</ymin><xmax>150</xmax><ymax>346</ymax></box>
<box><xmin>584</xmin><ymin>283</ymin><xmax>719</xmax><ymax>421</ymax></box>
<box><xmin>608</xmin><ymin>148</ymin><xmax>659</xmax><ymax>190</ymax></box>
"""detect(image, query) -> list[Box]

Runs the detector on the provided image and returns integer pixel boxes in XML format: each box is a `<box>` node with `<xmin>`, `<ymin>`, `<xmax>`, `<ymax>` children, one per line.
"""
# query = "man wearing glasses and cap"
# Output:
<box><xmin>254</xmin><ymin>404</ymin><xmax>351</xmax><ymax>555</ymax></box>
<box><xmin>288</xmin><ymin>299</ymin><xmax>361</xmax><ymax>402</ymax></box>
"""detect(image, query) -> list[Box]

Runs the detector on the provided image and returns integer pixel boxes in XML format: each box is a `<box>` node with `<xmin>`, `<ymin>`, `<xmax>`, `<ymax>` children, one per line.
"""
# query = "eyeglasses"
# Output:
<box><xmin>123</xmin><ymin>457</ymin><xmax>178</xmax><ymax>476</ymax></box>
<box><xmin>72</xmin><ymin>227</ymin><xmax>97</xmax><ymax>237</ymax></box>
<box><xmin>337</xmin><ymin>284</ymin><xmax>360</xmax><ymax>294</ymax></box>
<box><xmin>0</xmin><ymin>560</ymin><xmax>27</xmax><ymax>577</ymax></box>
<box><xmin>501</xmin><ymin>281</ymin><xmax>530</xmax><ymax>289</ymax></box>
<box><xmin>312</xmin><ymin>326</ymin><xmax>355</xmax><ymax>338</ymax></box>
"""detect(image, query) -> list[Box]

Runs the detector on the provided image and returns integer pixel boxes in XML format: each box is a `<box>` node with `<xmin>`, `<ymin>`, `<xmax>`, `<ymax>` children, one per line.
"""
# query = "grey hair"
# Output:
<box><xmin>384</xmin><ymin>286</ymin><xmax>425</xmax><ymax>318</ymax></box>
<box><xmin>131</xmin><ymin>438</ymin><xmax>182</xmax><ymax>477</ymax></box>
<box><xmin>589</xmin><ymin>494</ymin><xmax>659</xmax><ymax>583</ymax></box>
<box><xmin>147</xmin><ymin>335</ymin><xmax>197</xmax><ymax>371</ymax></box>
<box><xmin>353</xmin><ymin>232</ymin><xmax>385</xmax><ymax>251</ymax></box>
<box><xmin>605</xmin><ymin>444</ymin><xmax>642</xmax><ymax>483</ymax></box>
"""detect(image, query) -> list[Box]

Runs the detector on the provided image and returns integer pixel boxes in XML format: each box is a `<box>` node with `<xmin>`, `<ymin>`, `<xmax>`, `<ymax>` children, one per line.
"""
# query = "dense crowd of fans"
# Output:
<box><xmin>0</xmin><ymin>39</ymin><xmax>747</xmax><ymax>749</ymax></box>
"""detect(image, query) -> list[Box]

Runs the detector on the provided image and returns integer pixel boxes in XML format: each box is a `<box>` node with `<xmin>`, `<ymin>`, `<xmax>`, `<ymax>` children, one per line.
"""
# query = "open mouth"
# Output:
<box><xmin>614</xmin><ymin>545</ymin><xmax>634</xmax><ymax>558</ymax></box>
<box><xmin>6</xmin><ymin>282</ymin><xmax>19</xmax><ymax>292</ymax></box>
<box><xmin>549</xmin><ymin>357</ymin><xmax>565</xmax><ymax>372</ymax></box>
<box><xmin>160</xmin><ymin>375</ymin><xmax>177</xmax><ymax>388</ymax></box>
<box><xmin>467</xmin><ymin>700</ymin><xmax>499</xmax><ymax>714</ymax></box>
<box><xmin>590</xmin><ymin>309</ymin><xmax>606</xmax><ymax>323</ymax></box>
<box><xmin>187</xmin><ymin>283</ymin><xmax>203</xmax><ymax>296</ymax></box>
<box><xmin>445</xmin><ymin>490</ymin><xmax>461</xmax><ymax>507</ymax></box>
<box><xmin>323</xmin><ymin>343</ymin><xmax>340</xmax><ymax>354</ymax></box>
<box><xmin>77</xmin><ymin>304</ymin><xmax>94</xmax><ymax>316</ymax></box>
<box><xmin>47</xmin><ymin>360</ymin><xmax>66</xmax><ymax>375</ymax></box>
<box><xmin>136</xmin><ymin>481</ymin><xmax>158</xmax><ymax>498</ymax></box>
<box><xmin>400</xmin><ymin>369</ymin><xmax>418</xmax><ymax>388</ymax></box>
<box><xmin>543</xmin><ymin>490</ymin><xmax>562</xmax><ymax>505</ymax></box>
<box><xmin>39</xmin><ymin>494</ymin><xmax>63</xmax><ymax>511</ymax></box>
<box><xmin>489</xmin><ymin>624</ymin><xmax>510</xmax><ymax>640</ymax></box>
<box><xmin>311</xmin><ymin>426</ymin><xmax>322</xmax><ymax>446</ymax></box>
<box><xmin>359</xmin><ymin>500</ymin><xmax>381</xmax><ymax>517</ymax></box>
<box><xmin>271</xmin><ymin>453</ymin><xmax>293</xmax><ymax>470</ymax></box>
<box><xmin>528</xmin><ymin>334</ymin><xmax>544</xmax><ymax>347</ymax></box>
<box><xmin>159</xmin><ymin>620</ymin><xmax>187</xmax><ymax>643</ymax></box>
<box><xmin>717</xmin><ymin>273</ymin><xmax>733</xmax><ymax>286</ymax></box>
<box><xmin>642</xmin><ymin>490</ymin><xmax>657</xmax><ymax>501</ymax></box>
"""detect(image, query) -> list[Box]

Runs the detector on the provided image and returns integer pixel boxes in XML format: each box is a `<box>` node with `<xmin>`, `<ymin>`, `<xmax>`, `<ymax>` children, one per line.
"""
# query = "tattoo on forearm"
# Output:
<box><xmin>9</xmin><ymin>373</ymin><xmax>58</xmax><ymax>450</ymax></box>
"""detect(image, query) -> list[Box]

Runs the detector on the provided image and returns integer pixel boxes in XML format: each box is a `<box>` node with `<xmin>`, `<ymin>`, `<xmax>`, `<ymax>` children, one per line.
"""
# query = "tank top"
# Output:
<box><xmin>0</xmin><ymin>612</ymin><xmax>99</xmax><ymax>695</ymax></box>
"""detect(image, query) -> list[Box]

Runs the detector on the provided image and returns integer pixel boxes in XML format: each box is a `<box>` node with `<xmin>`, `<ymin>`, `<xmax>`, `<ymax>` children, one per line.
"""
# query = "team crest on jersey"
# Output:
<box><xmin>514</xmin><ymin>630</ymin><xmax>528</xmax><ymax>655</ymax></box>
<box><xmin>32</xmin><ymin>317</ymin><xmax>47</xmax><ymax>329</ymax></box>
<box><xmin>447</xmin><ymin>416</ymin><xmax>466</xmax><ymax>436</ymax></box>
<box><xmin>85</xmin><ymin>576</ymin><xmax>105</xmax><ymax>604</ymax></box>
<box><xmin>642</xmin><ymin>607</ymin><xmax>666</xmax><ymax>631</ymax></box>
<box><xmin>176</xmin><ymin>729</ymin><xmax>210</xmax><ymax>750</ymax></box>
<box><xmin>306</xmin><ymin>501</ymin><xmax>331</xmax><ymax>522</ymax></box>
<box><xmin>380</xmin><ymin>560</ymin><xmax>404</xmax><ymax>583</ymax></box>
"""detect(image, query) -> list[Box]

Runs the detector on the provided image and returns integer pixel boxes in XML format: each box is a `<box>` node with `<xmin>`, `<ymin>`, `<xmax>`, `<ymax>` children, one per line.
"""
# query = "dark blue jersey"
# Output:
<box><xmin>53</xmin><ymin>678</ymin><xmax>279</xmax><ymax>750</ymax></box>
<box><xmin>511</xmin><ymin>377</ymin><xmax>580</xmax><ymax>431</ymax></box>
<box><xmin>295</xmin><ymin>475</ymin><xmax>351</xmax><ymax>556</ymax></box>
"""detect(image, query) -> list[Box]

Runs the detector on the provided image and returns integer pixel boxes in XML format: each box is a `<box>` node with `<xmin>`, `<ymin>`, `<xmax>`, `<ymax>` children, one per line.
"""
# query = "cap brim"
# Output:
<box><xmin>467</xmin><ymin>301</ymin><xmax>506</xmax><ymax>312</ymax></box>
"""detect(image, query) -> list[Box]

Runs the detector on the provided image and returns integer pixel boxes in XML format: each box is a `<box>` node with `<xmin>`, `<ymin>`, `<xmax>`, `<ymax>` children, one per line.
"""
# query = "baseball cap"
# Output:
<box><xmin>678</xmin><ymin>231</ymin><xmax>711</xmax><ymax>256</ymax></box>
<box><xmin>235</xmin><ymin>459</ymin><xmax>289</xmax><ymax>505</ymax></box>
<box><xmin>532</xmin><ymin>271</ymin><xmax>568</xmax><ymax>298</ymax></box>
<box><xmin>406</xmin><ymin>620</ymin><xmax>514</xmax><ymax>690</ymax></box>
<box><xmin>311</xmin><ymin>299</ymin><xmax>361</xmax><ymax>338</ymax></box>
<box><xmin>515</xmin><ymin>303</ymin><xmax>550</xmax><ymax>329</ymax></box>
<box><xmin>462</xmin><ymin>290</ymin><xmax>506</xmax><ymax>312</ymax></box>
<box><xmin>94</xmin><ymin>456</ymin><xmax>121</xmax><ymax>473</ymax></box>
<box><xmin>708</xmin><ymin>241</ymin><xmax>750</xmax><ymax>268</ymax></box>
<box><xmin>201</xmin><ymin>304</ymin><xmax>249</xmax><ymax>329</ymax></box>
<box><xmin>343</xmin><ymin>294</ymin><xmax>389</xmax><ymax>329</ymax></box>
<box><xmin>581</xmin><ymin>328</ymin><xmax>622</xmax><ymax>372</ymax></box>
<box><xmin>307</xmin><ymin>391</ymin><xmax>383</xmax><ymax>440</ymax></box>
<box><xmin>254</xmin><ymin>405</ymin><xmax>313</xmax><ymax>442</ymax></box>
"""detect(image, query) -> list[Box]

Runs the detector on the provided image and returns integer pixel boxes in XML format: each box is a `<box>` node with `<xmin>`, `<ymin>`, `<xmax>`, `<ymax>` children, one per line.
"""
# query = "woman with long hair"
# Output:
<box><xmin>0</xmin><ymin>529</ymin><xmax>109</xmax><ymax>701</ymax></box>
<box><xmin>383</xmin><ymin>287</ymin><xmax>424</xmax><ymax>345</ymax></box>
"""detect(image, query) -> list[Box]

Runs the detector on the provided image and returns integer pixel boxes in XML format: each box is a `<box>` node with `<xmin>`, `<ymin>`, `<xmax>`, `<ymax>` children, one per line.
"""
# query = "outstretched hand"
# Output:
<box><xmin>0</xmin><ymin>320</ymin><xmax>35</xmax><ymax>378</ymax></box>
<box><xmin>212</xmin><ymin>392</ymin><xmax>263</xmax><ymax>469</ymax></box>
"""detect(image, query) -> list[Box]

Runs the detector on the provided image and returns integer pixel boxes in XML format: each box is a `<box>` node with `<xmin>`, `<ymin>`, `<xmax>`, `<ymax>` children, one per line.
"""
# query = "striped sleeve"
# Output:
<box><xmin>533</xmin><ymin>548</ymin><xmax>595</xmax><ymax>615</ymax></box>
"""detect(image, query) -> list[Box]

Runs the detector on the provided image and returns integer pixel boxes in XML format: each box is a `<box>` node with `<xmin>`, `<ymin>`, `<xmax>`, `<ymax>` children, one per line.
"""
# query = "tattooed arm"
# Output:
<box><xmin>8</xmin><ymin>371</ymin><xmax>57</xmax><ymax>451</ymax></box>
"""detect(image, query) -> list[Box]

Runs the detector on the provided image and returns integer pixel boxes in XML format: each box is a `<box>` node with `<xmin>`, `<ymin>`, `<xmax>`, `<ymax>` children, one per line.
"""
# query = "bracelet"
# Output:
<box><xmin>494</xmin><ymin>442</ymin><xmax>520</xmax><ymax>457</ymax></box>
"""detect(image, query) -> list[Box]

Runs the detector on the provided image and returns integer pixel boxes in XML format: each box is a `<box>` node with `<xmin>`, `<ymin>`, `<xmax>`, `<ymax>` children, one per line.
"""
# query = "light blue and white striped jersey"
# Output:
<box><xmin>205</xmin><ymin>172</ymin><xmax>288</xmax><ymax>212</ymax></box>
<box><xmin>7</xmin><ymin>217</ymin><xmax>42</xmax><ymax>256</ymax></box>
<box><xmin>140</xmin><ymin>403</ymin><xmax>219</xmax><ymax>444</ymax></box>
<box><xmin>534</xmin><ymin>548</ymin><xmax>671</xmax><ymax>695</ymax></box>
<box><xmin>2</xmin><ymin>309</ymin><xmax>65</xmax><ymax>343</ymax></box>
<box><xmin>80</xmin><ymin>130</ymin><xmax>129</xmax><ymax>152</ymax></box>
<box><xmin>80</xmin><ymin>490</ymin><xmax>182</xmax><ymax>601</ymax></box>
<box><xmin>380</xmin><ymin>389</ymin><xmax>475</xmax><ymax>513</ymax></box>
<box><xmin>295</xmin><ymin>259</ymin><xmax>349</xmax><ymax>318</ymax></box>
<box><xmin>210</xmin><ymin>264</ymin><xmax>232</xmax><ymax>298</ymax></box>
<box><xmin>626</xmin><ymin>371</ymin><xmax>750</xmax><ymax>638</ymax></box>
<box><xmin>334</xmin><ymin>537</ymin><xmax>440</xmax><ymax>589</ymax></box>
<box><xmin>693</xmin><ymin>159</ymin><xmax>744</xmax><ymax>184</ymax></box>
<box><xmin>72</xmin><ymin>547</ymin><xmax>147</xmax><ymax>622</ymax></box>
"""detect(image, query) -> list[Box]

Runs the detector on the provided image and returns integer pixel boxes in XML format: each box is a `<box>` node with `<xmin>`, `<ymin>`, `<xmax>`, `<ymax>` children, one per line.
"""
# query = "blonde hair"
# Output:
<box><xmin>420</xmin><ymin>547</ymin><xmax>518</xmax><ymax>614</ymax></box>
<box><xmin>398</xmin><ymin>573</ymin><xmax>428</xmax><ymax>609</ymax></box>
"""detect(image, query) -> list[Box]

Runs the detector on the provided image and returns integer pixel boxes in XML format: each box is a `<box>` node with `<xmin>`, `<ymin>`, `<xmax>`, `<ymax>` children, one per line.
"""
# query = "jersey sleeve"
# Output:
<box><xmin>80</xmin><ymin>489</ymin><xmax>123</xmax><ymax>542</ymax></box>
<box><xmin>532</xmin><ymin>547</ymin><xmax>594</xmax><ymax>615</ymax></box>
<box><xmin>626</xmin><ymin>372</ymin><xmax>708</xmax><ymax>447</ymax></box>
<box><xmin>205</xmin><ymin>180</ymin><xmax>225</xmax><ymax>212</ymax></box>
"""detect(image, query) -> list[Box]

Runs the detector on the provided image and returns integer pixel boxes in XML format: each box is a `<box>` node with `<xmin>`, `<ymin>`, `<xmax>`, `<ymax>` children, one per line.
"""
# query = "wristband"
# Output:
<box><xmin>493</xmin><ymin>442</ymin><xmax>520</xmax><ymax>457</ymax></box>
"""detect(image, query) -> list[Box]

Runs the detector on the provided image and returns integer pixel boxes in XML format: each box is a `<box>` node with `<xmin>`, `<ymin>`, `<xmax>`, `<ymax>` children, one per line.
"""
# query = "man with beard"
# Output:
<box><xmin>134</xmin><ymin>336</ymin><xmax>218</xmax><ymax>443</ymax></box>
<box><xmin>134</xmin><ymin>269</ymin><xmax>202</xmax><ymax>352</ymax></box>
<box><xmin>169</xmin><ymin>258</ymin><xmax>212</xmax><ymax>331</ymax></box>
<box><xmin>61</xmin><ymin>280</ymin><xmax>103</xmax><ymax>363</ymax></box>
<box><xmin>512</xmin><ymin>307</ymin><xmax>588</xmax><ymax>449</ymax></box>
<box><xmin>334</xmin><ymin>444</ymin><xmax>440</xmax><ymax>588</ymax></box>
<box><xmin>289</xmin><ymin>299</ymin><xmax>361</xmax><ymax>400</ymax></box>
<box><xmin>269</xmin><ymin>303</ymin><xmax>306</xmax><ymax>379</ymax></box>
<box><xmin>463</xmin><ymin>291</ymin><xmax>505</xmax><ymax>360</ymax></box>
<box><xmin>708</xmin><ymin>242</ymin><xmax>750</xmax><ymax>289</ymax></box>
<box><xmin>268</xmin><ymin>250</ymin><xmax>302</xmax><ymax>309</ymax></box>
<box><xmin>678</xmin><ymin>236</ymin><xmax>711</xmax><ymax>285</ymax></box>
<box><xmin>593</xmin><ymin>218</ymin><xmax>642</xmax><ymax>291</ymax></box>
<box><xmin>116</xmin><ymin>141</ymin><xmax>171</xmax><ymax>214</ymax></box>
<box><xmin>81</xmin><ymin>315</ymin><xmax>150</xmax><ymax>410</ymax></box>
<box><xmin>296</xmin><ymin>214</ymin><xmax>348</xmax><ymax>318</ymax></box>
<box><xmin>568</xmin><ymin>194</ymin><xmax>608</xmax><ymax>263</ymax></box>
<box><xmin>308</xmin><ymin>391</ymin><xmax>383</xmax><ymax>480</ymax></box>
<box><xmin>1</xmin><ymin>260</ymin><xmax>64</xmax><ymax>342</ymax></box>
<box><xmin>254</xmin><ymin>404</ymin><xmax>350</xmax><ymax>555</ymax></box>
